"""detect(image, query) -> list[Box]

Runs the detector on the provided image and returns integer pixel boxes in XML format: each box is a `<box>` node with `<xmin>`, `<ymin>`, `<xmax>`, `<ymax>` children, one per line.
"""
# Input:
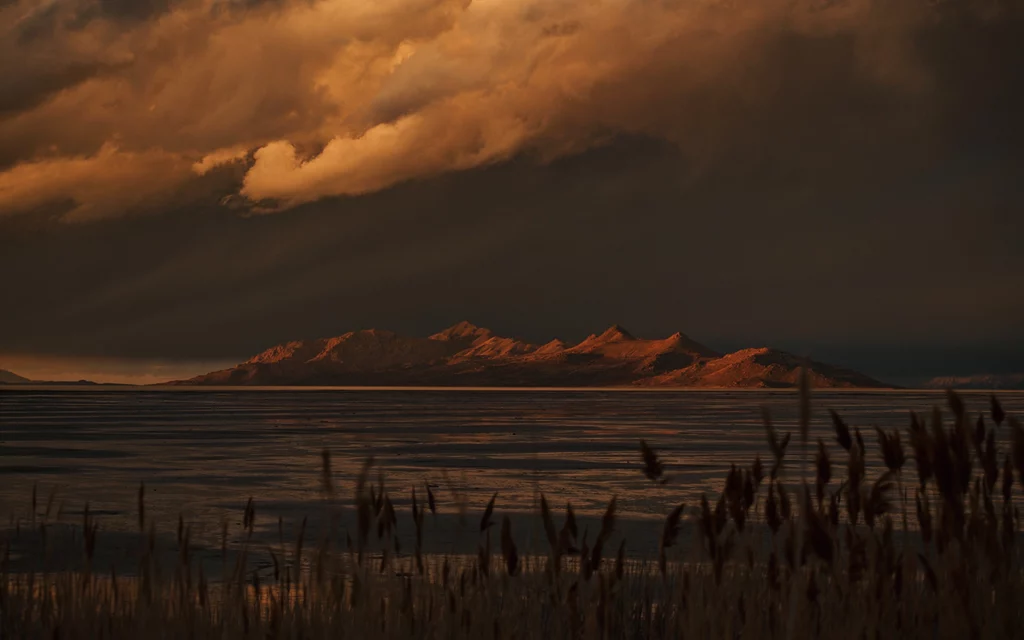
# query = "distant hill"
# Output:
<box><xmin>0</xmin><ymin>369</ymin><xmax>32</xmax><ymax>384</ymax></box>
<box><xmin>0</xmin><ymin>369</ymin><xmax>104</xmax><ymax>386</ymax></box>
<box><xmin>923</xmin><ymin>374</ymin><xmax>1024</xmax><ymax>390</ymax></box>
<box><xmin>176</xmin><ymin>322</ymin><xmax>891</xmax><ymax>388</ymax></box>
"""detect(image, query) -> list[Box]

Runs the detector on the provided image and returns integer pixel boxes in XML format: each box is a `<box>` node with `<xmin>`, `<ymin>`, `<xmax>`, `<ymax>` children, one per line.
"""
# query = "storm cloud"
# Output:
<box><xmin>1</xmin><ymin>0</ymin><xmax>1022</xmax><ymax>381</ymax></box>
<box><xmin>0</xmin><ymin>0</ymin><xmax>1020</xmax><ymax>216</ymax></box>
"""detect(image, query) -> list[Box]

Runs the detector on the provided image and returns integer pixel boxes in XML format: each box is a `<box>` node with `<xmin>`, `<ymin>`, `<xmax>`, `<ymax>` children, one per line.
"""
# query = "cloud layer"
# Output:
<box><xmin>2</xmin><ymin>0</ymin><xmax>1019</xmax><ymax>218</ymax></box>
<box><xmin>2</xmin><ymin>0</ymin><xmax>1023</xmax><ymax>380</ymax></box>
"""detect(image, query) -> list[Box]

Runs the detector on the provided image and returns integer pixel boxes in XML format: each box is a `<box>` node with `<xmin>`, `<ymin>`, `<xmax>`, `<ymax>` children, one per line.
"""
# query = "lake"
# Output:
<box><xmin>1</xmin><ymin>387</ymin><xmax>1021</xmax><ymax>571</ymax></box>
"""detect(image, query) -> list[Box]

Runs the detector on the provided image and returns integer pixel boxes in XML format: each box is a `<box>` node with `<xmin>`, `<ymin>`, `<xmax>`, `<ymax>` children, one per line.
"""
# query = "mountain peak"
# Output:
<box><xmin>429</xmin><ymin>321</ymin><xmax>494</xmax><ymax>344</ymax></box>
<box><xmin>566</xmin><ymin>324</ymin><xmax>638</xmax><ymax>354</ymax></box>
<box><xmin>596</xmin><ymin>324</ymin><xmax>634</xmax><ymax>342</ymax></box>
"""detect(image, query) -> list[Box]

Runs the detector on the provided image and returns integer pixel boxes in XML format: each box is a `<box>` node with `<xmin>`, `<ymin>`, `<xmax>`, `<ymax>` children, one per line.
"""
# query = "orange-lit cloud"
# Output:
<box><xmin>0</xmin><ymin>143</ymin><xmax>192</xmax><ymax>221</ymax></box>
<box><xmin>0</xmin><ymin>0</ymin><xmax>1009</xmax><ymax>218</ymax></box>
<box><xmin>193</xmin><ymin>146</ymin><xmax>250</xmax><ymax>176</ymax></box>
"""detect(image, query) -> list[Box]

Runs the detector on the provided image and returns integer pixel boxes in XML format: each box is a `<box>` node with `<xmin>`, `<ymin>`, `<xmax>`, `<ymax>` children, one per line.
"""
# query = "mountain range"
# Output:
<box><xmin>176</xmin><ymin>322</ymin><xmax>891</xmax><ymax>388</ymax></box>
<box><xmin>0</xmin><ymin>368</ymin><xmax>103</xmax><ymax>386</ymax></box>
<box><xmin>923</xmin><ymin>373</ymin><xmax>1024</xmax><ymax>390</ymax></box>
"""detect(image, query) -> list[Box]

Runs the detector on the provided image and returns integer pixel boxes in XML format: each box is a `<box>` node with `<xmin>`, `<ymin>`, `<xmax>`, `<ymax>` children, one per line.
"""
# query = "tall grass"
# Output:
<box><xmin>2</xmin><ymin>387</ymin><xmax>1023</xmax><ymax>638</ymax></box>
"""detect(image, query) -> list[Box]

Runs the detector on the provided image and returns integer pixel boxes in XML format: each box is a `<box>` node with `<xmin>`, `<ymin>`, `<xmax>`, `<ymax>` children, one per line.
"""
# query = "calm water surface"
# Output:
<box><xmin>1</xmin><ymin>388</ymin><xmax>1021</xmax><ymax>569</ymax></box>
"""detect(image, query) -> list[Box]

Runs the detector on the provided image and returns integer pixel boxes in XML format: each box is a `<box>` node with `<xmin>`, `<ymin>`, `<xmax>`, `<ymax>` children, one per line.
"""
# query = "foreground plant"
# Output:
<box><xmin>2</xmin><ymin>385</ymin><xmax>1023</xmax><ymax>639</ymax></box>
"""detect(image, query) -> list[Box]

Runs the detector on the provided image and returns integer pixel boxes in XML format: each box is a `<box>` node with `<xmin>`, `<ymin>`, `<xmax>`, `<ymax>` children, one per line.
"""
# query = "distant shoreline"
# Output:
<box><xmin>3</xmin><ymin>383</ymin><xmax>1021</xmax><ymax>393</ymax></box>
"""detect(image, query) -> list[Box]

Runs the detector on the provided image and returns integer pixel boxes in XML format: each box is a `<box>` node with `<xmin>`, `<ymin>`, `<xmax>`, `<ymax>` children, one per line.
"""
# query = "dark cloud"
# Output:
<box><xmin>1</xmin><ymin>1</ymin><xmax>1022</xmax><ymax>380</ymax></box>
<box><xmin>0</xmin><ymin>0</ymin><xmax>139</xmax><ymax>130</ymax></box>
<box><xmin>20</xmin><ymin>0</ymin><xmax>176</xmax><ymax>34</ymax></box>
<box><xmin>88</xmin><ymin>0</ymin><xmax>173</xmax><ymax>22</ymax></box>
<box><xmin>8</xmin><ymin>0</ymin><xmax>1021</xmax><ymax>215</ymax></box>
<box><xmin>2</xmin><ymin>131</ymin><xmax>1023</xmax><ymax>380</ymax></box>
<box><xmin>0</xmin><ymin>61</ymin><xmax>101</xmax><ymax>117</ymax></box>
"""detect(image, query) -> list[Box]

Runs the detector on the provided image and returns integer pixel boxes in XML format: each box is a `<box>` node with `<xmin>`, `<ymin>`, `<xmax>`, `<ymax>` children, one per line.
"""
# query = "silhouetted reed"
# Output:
<box><xmin>2</xmin><ymin>385</ymin><xmax>1023</xmax><ymax>638</ymax></box>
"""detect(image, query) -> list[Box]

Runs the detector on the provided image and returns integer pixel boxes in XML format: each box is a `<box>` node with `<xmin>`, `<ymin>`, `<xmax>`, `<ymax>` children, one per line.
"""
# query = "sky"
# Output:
<box><xmin>1</xmin><ymin>0</ymin><xmax>1023</xmax><ymax>384</ymax></box>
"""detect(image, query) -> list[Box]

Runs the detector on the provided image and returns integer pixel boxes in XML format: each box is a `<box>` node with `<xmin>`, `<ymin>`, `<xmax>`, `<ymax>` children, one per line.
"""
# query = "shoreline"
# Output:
<box><xmin>3</xmin><ymin>383</ymin><xmax>1021</xmax><ymax>393</ymax></box>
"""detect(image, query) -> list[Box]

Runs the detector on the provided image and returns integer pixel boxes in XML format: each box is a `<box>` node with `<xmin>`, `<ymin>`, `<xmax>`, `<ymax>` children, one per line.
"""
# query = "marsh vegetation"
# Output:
<box><xmin>2</xmin><ymin>384</ymin><xmax>1023</xmax><ymax>638</ymax></box>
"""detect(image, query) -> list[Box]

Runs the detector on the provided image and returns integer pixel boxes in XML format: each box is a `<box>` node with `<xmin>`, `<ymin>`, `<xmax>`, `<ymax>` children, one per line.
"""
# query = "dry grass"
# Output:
<box><xmin>2</xmin><ymin>385</ymin><xmax>1024</xmax><ymax>638</ymax></box>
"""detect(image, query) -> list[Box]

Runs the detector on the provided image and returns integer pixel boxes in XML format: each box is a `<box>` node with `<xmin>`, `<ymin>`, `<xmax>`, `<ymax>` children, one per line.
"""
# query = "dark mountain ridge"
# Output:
<box><xmin>177</xmin><ymin>322</ymin><xmax>890</xmax><ymax>388</ymax></box>
<box><xmin>0</xmin><ymin>369</ymin><xmax>32</xmax><ymax>384</ymax></box>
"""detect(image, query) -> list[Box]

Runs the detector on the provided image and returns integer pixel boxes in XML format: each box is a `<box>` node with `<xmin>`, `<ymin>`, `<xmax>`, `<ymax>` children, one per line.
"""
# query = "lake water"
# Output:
<box><xmin>2</xmin><ymin>387</ymin><xmax>1022</xmax><ymax>572</ymax></box>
